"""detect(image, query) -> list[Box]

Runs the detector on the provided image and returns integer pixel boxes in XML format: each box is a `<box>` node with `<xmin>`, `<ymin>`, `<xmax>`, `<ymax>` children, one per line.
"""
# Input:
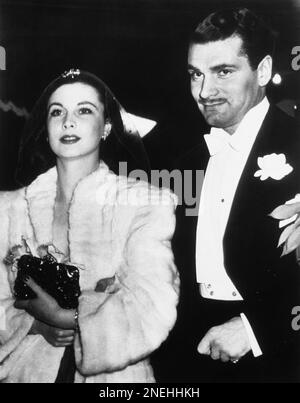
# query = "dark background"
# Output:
<box><xmin>0</xmin><ymin>0</ymin><xmax>299</xmax><ymax>188</ymax></box>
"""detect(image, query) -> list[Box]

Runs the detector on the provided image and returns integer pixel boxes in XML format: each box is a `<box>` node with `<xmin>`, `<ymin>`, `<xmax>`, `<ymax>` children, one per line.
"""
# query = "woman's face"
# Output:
<box><xmin>47</xmin><ymin>82</ymin><xmax>110</xmax><ymax>161</ymax></box>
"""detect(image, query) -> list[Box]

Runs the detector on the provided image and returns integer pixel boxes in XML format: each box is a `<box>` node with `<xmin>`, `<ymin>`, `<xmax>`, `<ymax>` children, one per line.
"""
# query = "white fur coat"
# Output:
<box><xmin>0</xmin><ymin>162</ymin><xmax>179</xmax><ymax>383</ymax></box>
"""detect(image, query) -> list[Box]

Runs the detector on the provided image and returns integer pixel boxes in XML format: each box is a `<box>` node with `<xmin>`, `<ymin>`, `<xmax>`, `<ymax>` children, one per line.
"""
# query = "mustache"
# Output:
<box><xmin>199</xmin><ymin>99</ymin><xmax>226</xmax><ymax>106</ymax></box>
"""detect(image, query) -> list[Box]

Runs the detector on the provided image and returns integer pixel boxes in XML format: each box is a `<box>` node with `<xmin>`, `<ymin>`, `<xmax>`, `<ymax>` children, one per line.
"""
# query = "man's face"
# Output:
<box><xmin>187</xmin><ymin>35</ymin><xmax>265</xmax><ymax>134</ymax></box>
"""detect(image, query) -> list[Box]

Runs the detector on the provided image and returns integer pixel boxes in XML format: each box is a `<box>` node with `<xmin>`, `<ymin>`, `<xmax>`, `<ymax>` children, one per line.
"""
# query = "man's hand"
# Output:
<box><xmin>197</xmin><ymin>316</ymin><xmax>251</xmax><ymax>363</ymax></box>
<box><xmin>30</xmin><ymin>319</ymin><xmax>75</xmax><ymax>347</ymax></box>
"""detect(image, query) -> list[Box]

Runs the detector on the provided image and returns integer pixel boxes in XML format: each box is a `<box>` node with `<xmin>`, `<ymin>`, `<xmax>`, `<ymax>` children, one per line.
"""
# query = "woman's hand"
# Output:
<box><xmin>14</xmin><ymin>276</ymin><xmax>76</xmax><ymax>329</ymax></box>
<box><xmin>30</xmin><ymin>319</ymin><xmax>75</xmax><ymax>347</ymax></box>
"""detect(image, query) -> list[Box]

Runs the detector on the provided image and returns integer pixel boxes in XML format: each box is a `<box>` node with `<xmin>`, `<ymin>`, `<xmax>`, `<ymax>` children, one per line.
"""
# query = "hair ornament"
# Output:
<box><xmin>61</xmin><ymin>68</ymin><xmax>81</xmax><ymax>79</ymax></box>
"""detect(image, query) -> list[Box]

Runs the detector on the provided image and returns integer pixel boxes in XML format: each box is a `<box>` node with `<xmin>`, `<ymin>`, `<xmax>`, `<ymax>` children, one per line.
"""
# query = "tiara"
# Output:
<box><xmin>61</xmin><ymin>68</ymin><xmax>81</xmax><ymax>79</ymax></box>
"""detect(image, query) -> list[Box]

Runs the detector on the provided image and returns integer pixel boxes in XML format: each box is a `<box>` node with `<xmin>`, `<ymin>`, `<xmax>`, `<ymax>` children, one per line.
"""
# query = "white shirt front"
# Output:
<box><xmin>196</xmin><ymin>97</ymin><xmax>270</xmax><ymax>356</ymax></box>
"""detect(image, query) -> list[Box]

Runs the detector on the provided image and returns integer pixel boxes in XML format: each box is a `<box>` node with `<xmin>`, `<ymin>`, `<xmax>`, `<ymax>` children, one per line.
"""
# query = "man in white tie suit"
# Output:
<box><xmin>151</xmin><ymin>7</ymin><xmax>300</xmax><ymax>382</ymax></box>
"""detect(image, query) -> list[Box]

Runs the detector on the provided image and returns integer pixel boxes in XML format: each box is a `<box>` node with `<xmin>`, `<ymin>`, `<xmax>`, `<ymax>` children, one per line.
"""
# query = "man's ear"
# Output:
<box><xmin>257</xmin><ymin>55</ymin><xmax>273</xmax><ymax>87</ymax></box>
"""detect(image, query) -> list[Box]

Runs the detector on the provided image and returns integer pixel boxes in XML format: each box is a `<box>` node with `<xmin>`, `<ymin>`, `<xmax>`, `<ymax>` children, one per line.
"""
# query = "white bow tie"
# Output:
<box><xmin>204</xmin><ymin>130</ymin><xmax>232</xmax><ymax>156</ymax></box>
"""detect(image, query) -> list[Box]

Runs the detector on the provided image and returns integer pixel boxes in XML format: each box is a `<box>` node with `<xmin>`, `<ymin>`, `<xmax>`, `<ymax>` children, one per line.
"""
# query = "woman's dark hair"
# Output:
<box><xmin>190</xmin><ymin>8</ymin><xmax>277</xmax><ymax>70</ymax></box>
<box><xmin>16</xmin><ymin>70</ymin><xmax>150</xmax><ymax>186</ymax></box>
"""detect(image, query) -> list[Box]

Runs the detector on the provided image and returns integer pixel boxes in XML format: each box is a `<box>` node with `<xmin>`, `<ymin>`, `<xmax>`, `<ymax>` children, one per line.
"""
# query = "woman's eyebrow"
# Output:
<box><xmin>47</xmin><ymin>101</ymin><xmax>99</xmax><ymax>111</ymax></box>
<box><xmin>78</xmin><ymin>101</ymin><xmax>98</xmax><ymax>109</ymax></box>
<box><xmin>47</xmin><ymin>102</ymin><xmax>63</xmax><ymax>111</ymax></box>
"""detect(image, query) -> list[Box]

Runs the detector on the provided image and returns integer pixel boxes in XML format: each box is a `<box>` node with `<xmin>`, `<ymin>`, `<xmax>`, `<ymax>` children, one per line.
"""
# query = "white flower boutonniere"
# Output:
<box><xmin>254</xmin><ymin>153</ymin><xmax>293</xmax><ymax>181</ymax></box>
<box><xmin>270</xmin><ymin>194</ymin><xmax>300</xmax><ymax>256</ymax></box>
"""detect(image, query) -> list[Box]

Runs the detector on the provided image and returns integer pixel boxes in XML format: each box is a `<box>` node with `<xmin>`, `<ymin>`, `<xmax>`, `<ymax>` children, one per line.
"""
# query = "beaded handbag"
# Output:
<box><xmin>14</xmin><ymin>253</ymin><xmax>81</xmax><ymax>309</ymax></box>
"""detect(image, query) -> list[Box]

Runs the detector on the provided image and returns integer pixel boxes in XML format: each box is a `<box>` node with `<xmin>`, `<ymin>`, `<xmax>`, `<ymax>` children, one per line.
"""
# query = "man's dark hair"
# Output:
<box><xmin>190</xmin><ymin>8</ymin><xmax>276</xmax><ymax>69</ymax></box>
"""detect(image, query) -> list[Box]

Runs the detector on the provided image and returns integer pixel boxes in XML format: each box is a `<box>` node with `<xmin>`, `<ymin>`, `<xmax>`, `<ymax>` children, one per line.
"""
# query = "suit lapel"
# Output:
<box><xmin>223</xmin><ymin>106</ymin><xmax>299</xmax><ymax>285</ymax></box>
<box><xmin>225</xmin><ymin>107</ymin><xmax>275</xmax><ymax>231</ymax></box>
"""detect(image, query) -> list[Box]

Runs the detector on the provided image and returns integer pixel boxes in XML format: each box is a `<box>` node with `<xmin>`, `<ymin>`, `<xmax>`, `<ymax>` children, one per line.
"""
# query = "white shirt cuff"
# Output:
<box><xmin>240</xmin><ymin>313</ymin><xmax>263</xmax><ymax>357</ymax></box>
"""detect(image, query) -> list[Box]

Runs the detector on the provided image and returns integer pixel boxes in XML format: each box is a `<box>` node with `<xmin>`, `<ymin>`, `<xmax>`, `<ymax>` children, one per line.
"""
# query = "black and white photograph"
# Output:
<box><xmin>0</xmin><ymin>0</ymin><xmax>299</xmax><ymax>385</ymax></box>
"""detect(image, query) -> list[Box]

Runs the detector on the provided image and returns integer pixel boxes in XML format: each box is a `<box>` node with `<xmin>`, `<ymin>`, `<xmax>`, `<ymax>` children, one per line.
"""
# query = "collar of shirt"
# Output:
<box><xmin>204</xmin><ymin>97</ymin><xmax>270</xmax><ymax>156</ymax></box>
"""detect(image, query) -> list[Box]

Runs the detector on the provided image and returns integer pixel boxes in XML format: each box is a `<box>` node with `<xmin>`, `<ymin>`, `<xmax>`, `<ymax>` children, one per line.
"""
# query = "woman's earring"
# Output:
<box><xmin>102</xmin><ymin>122</ymin><xmax>112</xmax><ymax>141</ymax></box>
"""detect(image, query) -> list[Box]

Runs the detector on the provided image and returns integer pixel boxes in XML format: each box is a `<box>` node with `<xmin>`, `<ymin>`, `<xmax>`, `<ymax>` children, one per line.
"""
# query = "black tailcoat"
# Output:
<box><xmin>151</xmin><ymin>106</ymin><xmax>300</xmax><ymax>382</ymax></box>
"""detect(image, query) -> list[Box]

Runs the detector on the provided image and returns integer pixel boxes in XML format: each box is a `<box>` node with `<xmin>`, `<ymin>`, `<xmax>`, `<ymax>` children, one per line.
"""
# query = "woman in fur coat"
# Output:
<box><xmin>0</xmin><ymin>70</ymin><xmax>179</xmax><ymax>383</ymax></box>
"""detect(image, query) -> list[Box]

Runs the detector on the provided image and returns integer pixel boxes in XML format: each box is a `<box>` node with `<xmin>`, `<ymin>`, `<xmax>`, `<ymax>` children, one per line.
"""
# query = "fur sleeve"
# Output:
<box><xmin>74</xmin><ymin>187</ymin><xmax>179</xmax><ymax>376</ymax></box>
<box><xmin>0</xmin><ymin>192</ymin><xmax>34</xmax><ymax>370</ymax></box>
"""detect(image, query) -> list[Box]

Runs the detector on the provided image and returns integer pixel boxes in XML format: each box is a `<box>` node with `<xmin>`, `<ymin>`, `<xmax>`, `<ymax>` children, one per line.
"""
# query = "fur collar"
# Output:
<box><xmin>25</xmin><ymin>162</ymin><xmax>109</xmax><ymax>247</ymax></box>
<box><xmin>9</xmin><ymin>162</ymin><xmax>120</xmax><ymax>289</ymax></box>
